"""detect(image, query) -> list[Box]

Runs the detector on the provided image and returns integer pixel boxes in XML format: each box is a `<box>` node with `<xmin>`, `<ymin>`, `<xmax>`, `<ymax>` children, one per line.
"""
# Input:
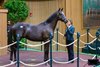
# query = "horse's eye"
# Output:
<box><xmin>57</xmin><ymin>12</ymin><xmax>62</xmax><ymax>16</ymax></box>
<box><xmin>59</xmin><ymin>13</ymin><xmax>62</xmax><ymax>15</ymax></box>
<box><xmin>58</xmin><ymin>13</ymin><xmax>61</xmax><ymax>16</ymax></box>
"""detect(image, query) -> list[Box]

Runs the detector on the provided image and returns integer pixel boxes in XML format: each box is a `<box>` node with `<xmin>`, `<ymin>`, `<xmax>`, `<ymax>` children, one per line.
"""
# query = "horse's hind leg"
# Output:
<box><xmin>10</xmin><ymin>49</ymin><xmax>13</xmax><ymax>61</ymax></box>
<box><xmin>44</xmin><ymin>42</ymin><xmax>49</xmax><ymax>62</ymax></box>
<box><xmin>10</xmin><ymin>46</ymin><xmax>17</xmax><ymax>61</ymax></box>
<box><xmin>12</xmin><ymin>34</ymin><xmax>17</xmax><ymax>61</ymax></box>
<box><xmin>12</xmin><ymin>33</ymin><xmax>22</xmax><ymax>61</ymax></box>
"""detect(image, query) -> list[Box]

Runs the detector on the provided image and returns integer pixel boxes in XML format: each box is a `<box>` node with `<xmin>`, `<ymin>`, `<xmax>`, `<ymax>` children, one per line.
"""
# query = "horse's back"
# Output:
<box><xmin>12</xmin><ymin>22</ymin><xmax>37</xmax><ymax>37</ymax></box>
<box><xmin>11</xmin><ymin>22</ymin><xmax>28</xmax><ymax>36</ymax></box>
<box><xmin>12</xmin><ymin>22</ymin><xmax>24</xmax><ymax>29</ymax></box>
<box><xmin>11</xmin><ymin>22</ymin><xmax>52</xmax><ymax>41</ymax></box>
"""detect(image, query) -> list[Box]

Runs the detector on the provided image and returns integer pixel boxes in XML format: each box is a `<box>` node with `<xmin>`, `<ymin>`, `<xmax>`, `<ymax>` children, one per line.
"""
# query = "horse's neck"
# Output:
<box><xmin>50</xmin><ymin>19</ymin><xmax>58</xmax><ymax>31</ymax></box>
<box><xmin>46</xmin><ymin>14</ymin><xmax>58</xmax><ymax>31</ymax></box>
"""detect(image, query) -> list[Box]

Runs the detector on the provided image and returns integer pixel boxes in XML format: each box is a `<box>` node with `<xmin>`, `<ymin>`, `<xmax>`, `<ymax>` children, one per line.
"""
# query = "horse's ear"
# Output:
<box><xmin>61</xmin><ymin>8</ymin><xmax>63</xmax><ymax>11</ymax></box>
<box><xmin>58</xmin><ymin>8</ymin><xmax>61</xmax><ymax>11</ymax></box>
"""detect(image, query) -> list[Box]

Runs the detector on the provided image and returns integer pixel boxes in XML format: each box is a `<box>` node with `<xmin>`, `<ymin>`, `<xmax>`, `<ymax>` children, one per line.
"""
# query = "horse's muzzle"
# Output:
<box><xmin>64</xmin><ymin>19</ymin><xmax>68</xmax><ymax>24</ymax></box>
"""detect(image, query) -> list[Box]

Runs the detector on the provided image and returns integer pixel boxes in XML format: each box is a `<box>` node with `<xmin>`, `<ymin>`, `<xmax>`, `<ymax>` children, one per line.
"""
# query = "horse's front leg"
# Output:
<box><xmin>44</xmin><ymin>42</ymin><xmax>50</xmax><ymax>62</ymax></box>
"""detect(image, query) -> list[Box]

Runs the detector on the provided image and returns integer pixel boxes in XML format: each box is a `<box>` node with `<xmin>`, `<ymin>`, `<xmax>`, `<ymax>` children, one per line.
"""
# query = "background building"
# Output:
<box><xmin>0</xmin><ymin>0</ymin><xmax>98</xmax><ymax>56</ymax></box>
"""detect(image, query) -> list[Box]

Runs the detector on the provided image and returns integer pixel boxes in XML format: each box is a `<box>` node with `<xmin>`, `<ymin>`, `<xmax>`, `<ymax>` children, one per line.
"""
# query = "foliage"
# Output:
<box><xmin>3</xmin><ymin>0</ymin><xmax>29</xmax><ymax>24</ymax></box>
<box><xmin>20</xmin><ymin>38</ymin><xmax>27</xmax><ymax>48</ymax></box>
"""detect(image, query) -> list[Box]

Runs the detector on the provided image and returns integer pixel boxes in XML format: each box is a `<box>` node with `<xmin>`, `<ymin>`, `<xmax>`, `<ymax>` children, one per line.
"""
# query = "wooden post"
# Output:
<box><xmin>50</xmin><ymin>33</ymin><xmax>53</xmax><ymax>67</ymax></box>
<box><xmin>56</xmin><ymin>28</ymin><xmax>59</xmax><ymax>51</ymax></box>
<box><xmin>77</xmin><ymin>32</ymin><xmax>80</xmax><ymax>67</ymax></box>
<box><xmin>0</xmin><ymin>9</ymin><xmax>8</xmax><ymax>56</ymax></box>
<box><xmin>17</xmin><ymin>34</ymin><xmax>20</xmax><ymax>67</ymax></box>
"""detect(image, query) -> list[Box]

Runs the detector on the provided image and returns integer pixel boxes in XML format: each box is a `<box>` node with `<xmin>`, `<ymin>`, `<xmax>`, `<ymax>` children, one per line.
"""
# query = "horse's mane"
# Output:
<box><xmin>38</xmin><ymin>11</ymin><xmax>58</xmax><ymax>25</ymax></box>
<box><xmin>45</xmin><ymin>11</ymin><xmax>58</xmax><ymax>23</ymax></box>
<box><xmin>16</xmin><ymin>11</ymin><xmax>58</xmax><ymax>26</ymax></box>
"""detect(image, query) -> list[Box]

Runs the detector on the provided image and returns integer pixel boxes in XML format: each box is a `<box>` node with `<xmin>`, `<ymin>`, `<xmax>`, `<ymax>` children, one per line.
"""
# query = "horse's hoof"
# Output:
<box><xmin>44</xmin><ymin>63</ymin><xmax>48</xmax><ymax>66</ymax></box>
<box><xmin>44</xmin><ymin>63</ymin><xmax>50</xmax><ymax>66</ymax></box>
<box><xmin>48</xmin><ymin>61</ymin><xmax>50</xmax><ymax>65</ymax></box>
<box><xmin>47</xmin><ymin>63</ymin><xmax>50</xmax><ymax>66</ymax></box>
<box><xmin>10</xmin><ymin>61</ymin><xmax>14</xmax><ymax>64</ymax></box>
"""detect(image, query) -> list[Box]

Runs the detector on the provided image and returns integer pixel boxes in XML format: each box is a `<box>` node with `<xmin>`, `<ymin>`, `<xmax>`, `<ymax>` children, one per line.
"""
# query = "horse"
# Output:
<box><xmin>10</xmin><ymin>8</ymin><xmax>68</xmax><ymax>62</ymax></box>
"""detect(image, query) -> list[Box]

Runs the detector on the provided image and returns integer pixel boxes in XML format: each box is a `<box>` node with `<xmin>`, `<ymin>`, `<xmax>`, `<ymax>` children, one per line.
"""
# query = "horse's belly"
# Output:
<box><xmin>25</xmin><ymin>34</ymin><xmax>43</xmax><ymax>41</ymax></box>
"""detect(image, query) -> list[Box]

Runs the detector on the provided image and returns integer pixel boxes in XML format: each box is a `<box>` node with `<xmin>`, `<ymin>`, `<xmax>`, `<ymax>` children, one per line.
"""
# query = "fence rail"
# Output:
<box><xmin>0</xmin><ymin>28</ymin><xmax>99</xmax><ymax>67</ymax></box>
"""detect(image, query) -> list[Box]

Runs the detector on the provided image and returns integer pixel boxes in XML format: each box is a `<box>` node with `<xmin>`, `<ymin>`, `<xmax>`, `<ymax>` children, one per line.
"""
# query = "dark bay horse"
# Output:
<box><xmin>11</xmin><ymin>8</ymin><xmax>68</xmax><ymax>62</ymax></box>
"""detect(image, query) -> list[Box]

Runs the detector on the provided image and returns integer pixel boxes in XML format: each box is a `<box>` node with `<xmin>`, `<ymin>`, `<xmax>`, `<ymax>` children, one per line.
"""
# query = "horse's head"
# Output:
<box><xmin>57</xmin><ymin>8</ymin><xmax>68</xmax><ymax>23</ymax></box>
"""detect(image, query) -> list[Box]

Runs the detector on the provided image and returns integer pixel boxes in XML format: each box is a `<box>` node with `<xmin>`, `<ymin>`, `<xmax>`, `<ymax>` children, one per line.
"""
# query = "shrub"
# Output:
<box><xmin>3</xmin><ymin>0</ymin><xmax>29</xmax><ymax>24</ymax></box>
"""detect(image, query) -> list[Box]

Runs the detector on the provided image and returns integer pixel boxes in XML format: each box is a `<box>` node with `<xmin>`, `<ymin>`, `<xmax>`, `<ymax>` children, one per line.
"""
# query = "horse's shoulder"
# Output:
<box><xmin>38</xmin><ymin>21</ymin><xmax>47</xmax><ymax>26</ymax></box>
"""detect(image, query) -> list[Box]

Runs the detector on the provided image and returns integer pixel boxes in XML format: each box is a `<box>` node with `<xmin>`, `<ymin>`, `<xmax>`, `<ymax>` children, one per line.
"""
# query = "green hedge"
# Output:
<box><xmin>3</xmin><ymin>0</ymin><xmax>29</xmax><ymax>24</ymax></box>
<box><xmin>20</xmin><ymin>38</ymin><xmax>27</xmax><ymax>48</ymax></box>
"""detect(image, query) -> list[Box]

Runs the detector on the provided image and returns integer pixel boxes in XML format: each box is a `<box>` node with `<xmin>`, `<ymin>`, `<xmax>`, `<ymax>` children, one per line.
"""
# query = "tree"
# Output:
<box><xmin>3</xmin><ymin>0</ymin><xmax>29</xmax><ymax>24</ymax></box>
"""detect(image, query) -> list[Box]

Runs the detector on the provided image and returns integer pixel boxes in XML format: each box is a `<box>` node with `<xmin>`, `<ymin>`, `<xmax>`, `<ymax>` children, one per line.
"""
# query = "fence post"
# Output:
<box><xmin>25</xmin><ymin>39</ymin><xmax>27</xmax><ymax>50</ymax></box>
<box><xmin>56</xmin><ymin>28</ymin><xmax>59</xmax><ymax>51</ymax></box>
<box><xmin>95</xmin><ymin>38</ymin><xmax>98</xmax><ymax>59</ymax></box>
<box><xmin>87</xmin><ymin>27</ymin><xmax>90</xmax><ymax>53</ymax></box>
<box><xmin>50</xmin><ymin>33</ymin><xmax>53</xmax><ymax>67</ymax></box>
<box><xmin>17</xmin><ymin>34</ymin><xmax>20</xmax><ymax>67</ymax></box>
<box><xmin>77</xmin><ymin>32</ymin><xmax>80</xmax><ymax>67</ymax></box>
<box><xmin>95</xmin><ymin>29</ymin><xmax>100</xmax><ymax>59</ymax></box>
<box><xmin>41</xmin><ymin>41</ymin><xmax>42</xmax><ymax>51</ymax></box>
<box><xmin>87</xmin><ymin>27</ymin><xmax>90</xmax><ymax>43</ymax></box>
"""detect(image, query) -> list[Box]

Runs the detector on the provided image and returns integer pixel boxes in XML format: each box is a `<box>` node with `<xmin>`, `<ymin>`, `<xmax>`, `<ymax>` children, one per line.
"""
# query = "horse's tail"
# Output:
<box><xmin>10</xmin><ymin>26</ymin><xmax>17</xmax><ymax>43</ymax></box>
<box><xmin>8</xmin><ymin>25</ymin><xmax>17</xmax><ymax>50</ymax></box>
<box><xmin>8</xmin><ymin>25</ymin><xmax>17</xmax><ymax>46</ymax></box>
<box><xmin>7</xmin><ymin>25</ymin><xmax>13</xmax><ymax>52</ymax></box>
<box><xmin>7</xmin><ymin>26</ymin><xmax>13</xmax><ymax>44</ymax></box>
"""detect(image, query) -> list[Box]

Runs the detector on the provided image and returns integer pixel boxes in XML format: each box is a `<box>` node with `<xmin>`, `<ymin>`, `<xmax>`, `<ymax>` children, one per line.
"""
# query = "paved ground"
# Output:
<box><xmin>0</xmin><ymin>51</ymin><xmax>99</xmax><ymax>67</ymax></box>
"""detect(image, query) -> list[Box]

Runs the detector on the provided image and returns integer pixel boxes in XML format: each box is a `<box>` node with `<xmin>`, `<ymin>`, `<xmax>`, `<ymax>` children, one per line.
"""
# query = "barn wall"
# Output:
<box><xmin>65</xmin><ymin>0</ymin><xmax>97</xmax><ymax>51</ymax></box>
<box><xmin>24</xmin><ymin>0</ymin><xmax>97</xmax><ymax>52</ymax></box>
<box><xmin>0</xmin><ymin>9</ymin><xmax>8</xmax><ymax>56</ymax></box>
<box><xmin>0</xmin><ymin>0</ymin><xmax>97</xmax><ymax>56</ymax></box>
<box><xmin>25</xmin><ymin>0</ymin><xmax>66</xmax><ymax>51</ymax></box>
